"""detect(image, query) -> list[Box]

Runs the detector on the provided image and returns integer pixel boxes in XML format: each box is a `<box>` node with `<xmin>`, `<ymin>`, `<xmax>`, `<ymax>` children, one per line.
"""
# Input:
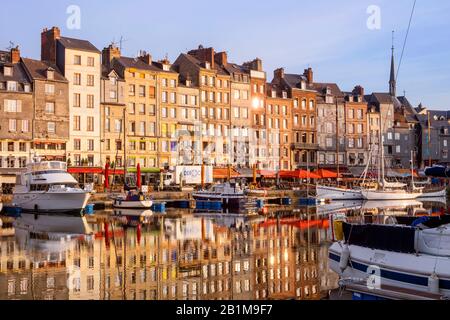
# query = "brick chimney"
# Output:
<box><xmin>139</xmin><ymin>52</ymin><xmax>152</xmax><ymax>65</ymax></box>
<box><xmin>41</xmin><ymin>27</ymin><xmax>61</xmax><ymax>63</ymax></box>
<box><xmin>10</xmin><ymin>47</ymin><xmax>20</xmax><ymax>64</ymax></box>
<box><xmin>274</xmin><ymin>68</ymin><xmax>285</xmax><ymax>80</ymax></box>
<box><xmin>304</xmin><ymin>68</ymin><xmax>313</xmax><ymax>84</ymax></box>
<box><xmin>352</xmin><ymin>85</ymin><xmax>365</xmax><ymax>97</ymax></box>
<box><xmin>102</xmin><ymin>44</ymin><xmax>121</xmax><ymax>69</ymax></box>
<box><xmin>243</xmin><ymin>58</ymin><xmax>263</xmax><ymax>71</ymax></box>
<box><xmin>214</xmin><ymin>52</ymin><xmax>227</xmax><ymax>66</ymax></box>
<box><xmin>188</xmin><ymin>45</ymin><xmax>215</xmax><ymax>69</ymax></box>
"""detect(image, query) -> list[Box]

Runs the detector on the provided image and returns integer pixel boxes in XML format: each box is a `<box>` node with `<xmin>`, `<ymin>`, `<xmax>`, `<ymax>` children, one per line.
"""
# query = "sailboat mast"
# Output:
<box><xmin>123</xmin><ymin>107</ymin><xmax>127</xmax><ymax>185</ymax></box>
<box><xmin>335</xmin><ymin>99</ymin><xmax>340</xmax><ymax>181</ymax></box>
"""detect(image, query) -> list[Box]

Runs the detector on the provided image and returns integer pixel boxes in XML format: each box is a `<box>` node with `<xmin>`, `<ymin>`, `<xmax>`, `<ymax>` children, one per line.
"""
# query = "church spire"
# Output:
<box><xmin>389</xmin><ymin>30</ymin><xmax>397</xmax><ymax>97</ymax></box>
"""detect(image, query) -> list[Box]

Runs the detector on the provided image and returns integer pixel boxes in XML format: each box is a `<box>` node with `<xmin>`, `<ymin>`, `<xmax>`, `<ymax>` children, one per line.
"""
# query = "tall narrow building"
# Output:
<box><xmin>41</xmin><ymin>27</ymin><xmax>102</xmax><ymax>169</ymax></box>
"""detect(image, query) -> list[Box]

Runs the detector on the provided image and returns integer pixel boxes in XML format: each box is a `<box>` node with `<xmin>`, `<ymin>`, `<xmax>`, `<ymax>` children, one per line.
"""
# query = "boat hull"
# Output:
<box><xmin>13</xmin><ymin>192</ymin><xmax>91</xmax><ymax>215</ymax></box>
<box><xmin>329</xmin><ymin>243</ymin><xmax>450</xmax><ymax>298</ymax></box>
<box><xmin>419</xmin><ymin>189</ymin><xmax>447</xmax><ymax>198</ymax></box>
<box><xmin>316</xmin><ymin>185</ymin><xmax>364</xmax><ymax>200</ymax></box>
<box><xmin>112</xmin><ymin>199</ymin><xmax>153</xmax><ymax>209</ymax></box>
<box><xmin>361</xmin><ymin>190</ymin><xmax>421</xmax><ymax>200</ymax></box>
<box><xmin>13</xmin><ymin>213</ymin><xmax>92</xmax><ymax>234</ymax></box>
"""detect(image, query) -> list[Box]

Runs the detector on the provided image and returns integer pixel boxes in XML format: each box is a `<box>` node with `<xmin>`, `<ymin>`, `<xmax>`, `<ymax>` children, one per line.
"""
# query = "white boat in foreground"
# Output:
<box><xmin>13</xmin><ymin>157</ymin><xmax>91</xmax><ymax>215</ymax></box>
<box><xmin>329</xmin><ymin>219</ymin><xmax>450</xmax><ymax>299</ymax></box>
<box><xmin>316</xmin><ymin>185</ymin><xmax>363</xmax><ymax>201</ymax></box>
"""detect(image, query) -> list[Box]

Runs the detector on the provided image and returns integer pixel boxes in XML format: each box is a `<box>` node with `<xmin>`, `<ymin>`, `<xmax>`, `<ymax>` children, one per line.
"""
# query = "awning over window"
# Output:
<box><xmin>258</xmin><ymin>170</ymin><xmax>277</xmax><ymax>178</ymax></box>
<box><xmin>68</xmin><ymin>167</ymin><xmax>103</xmax><ymax>174</ymax></box>
<box><xmin>213</xmin><ymin>168</ymin><xmax>240</xmax><ymax>179</ymax></box>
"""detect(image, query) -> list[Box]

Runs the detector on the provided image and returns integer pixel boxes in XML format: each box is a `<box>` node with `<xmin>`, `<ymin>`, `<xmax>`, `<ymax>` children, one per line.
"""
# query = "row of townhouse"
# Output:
<box><xmin>1</xmin><ymin>26</ymin><xmax>448</xmax><ymax>187</ymax></box>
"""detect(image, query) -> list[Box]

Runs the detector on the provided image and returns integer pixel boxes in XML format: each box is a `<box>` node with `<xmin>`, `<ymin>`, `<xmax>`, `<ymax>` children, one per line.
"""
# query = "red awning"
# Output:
<box><xmin>258</xmin><ymin>170</ymin><xmax>277</xmax><ymax>178</ymax></box>
<box><xmin>312</xmin><ymin>169</ymin><xmax>342</xmax><ymax>179</ymax></box>
<box><xmin>279</xmin><ymin>170</ymin><xmax>321</xmax><ymax>179</ymax></box>
<box><xmin>213</xmin><ymin>168</ymin><xmax>240</xmax><ymax>179</ymax></box>
<box><xmin>68</xmin><ymin>167</ymin><xmax>103</xmax><ymax>174</ymax></box>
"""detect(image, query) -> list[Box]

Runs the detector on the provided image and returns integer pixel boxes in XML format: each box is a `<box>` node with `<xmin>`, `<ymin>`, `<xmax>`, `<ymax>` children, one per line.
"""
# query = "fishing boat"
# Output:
<box><xmin>12</xmin><ymin>156</ymin><xmax>91</xmax><ymax>215</ymax></box>
<box><xmin>329</xmin><ymin>217</ymin><xmax>450</xmax><ymax>299</ymax></box>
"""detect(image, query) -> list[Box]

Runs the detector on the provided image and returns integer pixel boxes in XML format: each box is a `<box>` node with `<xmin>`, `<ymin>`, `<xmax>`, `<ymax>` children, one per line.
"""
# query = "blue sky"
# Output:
<box><xmin>2</xmin><ymin>0</ymin><xmax>450</xmax><ymax>109</ymax></box>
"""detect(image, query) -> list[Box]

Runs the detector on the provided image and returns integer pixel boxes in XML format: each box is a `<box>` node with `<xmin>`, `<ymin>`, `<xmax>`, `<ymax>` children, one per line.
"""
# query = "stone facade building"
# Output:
<box><xmin>314</xmin><ymin>83</ymin><xmax>345</xmax><ymax>168</ymax></box>
<box><xmin>0</xmin><ymin>48</ymin><xmax>33</xmax><ymax>187</ymax></box>
<box><xmin>22</xmin><ymin>57</ymin><xmax>69</xmax><ymax>162</ymax></box>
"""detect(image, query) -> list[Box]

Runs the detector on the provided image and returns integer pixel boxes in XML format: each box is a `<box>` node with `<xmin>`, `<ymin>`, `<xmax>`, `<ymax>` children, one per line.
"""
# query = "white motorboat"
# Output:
<box><xmin>193</xmin><ymin>182</ymin><xmax>247</xmax><ymax>208</ymax></box>
<box><xmin>329</xmin><ymin>219</ymin><xmax>450</xmax><ymax>299</ymax></box>
<box><xmin>13</xmin><ymin>157</ymin><xmax>91</xmax><ymax>215</ymax></box>
<box><xmin>316</xmin><ymin>185</ymin><xmax>364</xmax><ymax>201</ymax></box>
<box><xmin>112</xmin><ymin>194</ymin><xmax>153</xmax><ymax>209</ymax></box>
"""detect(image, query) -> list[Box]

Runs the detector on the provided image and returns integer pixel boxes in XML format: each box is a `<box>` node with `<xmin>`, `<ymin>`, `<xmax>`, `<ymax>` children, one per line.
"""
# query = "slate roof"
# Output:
<box><xmin>115</xmin><ymin>56</ymin><xmax>161</xmax><ymax>72</ymax></box>
<box><xmin>58</xmin><ymin>37</ymin><xmax>100</xmax><ymax>53</ymax></box>
<box><xmin>0</xmin><ymin>51</ymin><xmax>31</xmax><ymax>85</ymax></box>
<box><xmin>21</xmin><ymin>58</ymin><xmax>67</xmax><ymax>82</ymax></box>
<box><xmin>179</xmin><ymin>53</ymin><xmax>229</xmax><ymax>76</ymax></box>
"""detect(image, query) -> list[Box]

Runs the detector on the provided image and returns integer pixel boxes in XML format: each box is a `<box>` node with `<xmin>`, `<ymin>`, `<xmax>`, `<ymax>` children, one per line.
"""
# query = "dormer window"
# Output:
<box><xmin>204</xmin><ymin>62</ymin><xmax>211</xmax><ymax>69</ymax></box>
<box><xmin>110</xmin><ymin>77</ymin><xmax>117</xmax><ymax>85</ymax></box>
<box><xmin>162</xmin><ymin>64</ymin><xmax>170</xmax><ymax>71</ymax></box>
<box><xmin>4</xmin><ymin>66</ymin><xmax>13</xmax><ymax>76</ymax></box>
<box><xmin>24</xmin><ymin>84</ymin><xmax>31</xmax><ymax>93</ymax></box>
<box><xmin>326</xmin><ymin>87</ymin><xmax>332</xmax><ymax>95</ymax></box>
<box><xmin>300</xmin><ymin>81</ymin><xmax>306</xmax><ymax>90</ymax></box>
<box><xmin>434</xmin><ymin>115</ymin><xmax>439</xmax><ymax>121</ymax></box>
<box><xmin>186</xmin><ymin>80</ymin><xmax>192</xmax><ymax>87</ymax></box>
<box><xmin>7</xmin><ymin>81</ymin><xmax>17</xmax><ymax>91</ymax></box>
<box><xmin>271</xmin><ymin>90</ymin><xmax>276</xmax><ymax>98</ymax></box>
<box><xmin>282</xmin><ymin>91</ymin><xmax>287</xmax><ymax>99</ymax></box>
<box><xmin>46</xmin><ymin>68</ymin><xmax>54</xmax><ymax>80</ymax></box>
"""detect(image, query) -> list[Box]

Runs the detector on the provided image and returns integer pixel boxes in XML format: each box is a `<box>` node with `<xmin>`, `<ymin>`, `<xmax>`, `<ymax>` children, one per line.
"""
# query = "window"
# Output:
<box><xmin>4</xmin><ymin>66</ymin><xmax>13</xmax><ymax>76</ymax></box>
<box><xmin>128</xmin><ymin>103</ymin><xmax>135</xmax><ymax>114</ymax></box>
<box><xmin>88</xmin><ymin>139</ymin><xmax>94</xmax><ymax>151</ymax></box>
<box><xmin>74</xmin><ymin>73</ymin><xmax>81</xmax><ymax>85</ymax></box>
<box><xmin>139</xmin><ymin>121</ymin><xmax>146</xmax><ymax>135</ymax></box>
<box><xmin>74</xmin><ymin>139</ymin><xmax>81</xmax><ymax>151</ymax></box>
<box><xmin>301</xmin><ymin>99</ymin><xmax>307</xmax><ymax>109</ymax></box>
<box><xmin>74</xmin><ymin>116</ymin><xmax>81</xmax><ymax>131</ymax></box>
<box><xmin>87</xmin><ymin>57</ymin><xmax>95</xmax><ymax>67</ymax></box>
<box><xmin>73</xmin><ymin>93</ymin><xmax>81</xmax><ymax>107</ymax></box>
<box><xmin>87</xmin><ymin>75</ymin><xmax>94</xmax><ymax>86</ymax></box>
<box><xmin>87</xmin><ymin>117</ymin><xmax>94</xmax><ymax>131</ymax></box>
<box><xmin>115</xmin><ymin>119</ymin><xmax>122</xmax><ymax>133</ymax></box>
<box><xmin>9</xmin><ymin>119</ymin><xmax>17</xmax><ymax>132</ymax></box>
<box><xmin>45</xmin><ymin>102</ymin><xmax>55</xmax><ymax>114</ymax></box>
<box><xmin>129</xmin><ymin>85</ymin><xmax>135</xmax><ymax>96</ymax></box>
<box><xmin>45</xmin><ymin>84</ymin><xmax>55</xmax><ymax>95</ymax></box>
<box><xmin>139</xmin><ymin>104</ymin><xmax>145</xmax><ymax>115</ymax></box>
<box><xmin>22</xmin><ymin>120</ymin><xmax>30</xmax><ymax>133</ymax></box>
<box><xmin>110</xmin><ymin>90</ymin><xmax>117</xmax><ymax>99</ymax></box>
<box><xmin>19</xmin><ymin>142</ymin><xmax>26</xmax><ymax>152</ymax></box>
<box><xmin>162</xmin><ymin>91</ymin><xmax>168</xmax><ymax>103</ymax></box>
<box><xmin>5</xmin><ymin>99</ymin><xmax>21</xmax><ymax>112</ymax></box>
<box><xmin>7</xmin><ymin>81</ymin><xmax>17</xmax><ymax>91</ymax></box>
<box><xmin>139</xmin><ymin>85</ymin><xmax>146</xmax><ymax>97</ymax></box>
<box><xmin>170</xmin><ymin>79</ymin><xmax>176</xmax><ymax>87</ymax></box>
<box><xmin>47</xmin><ymin>122</ymin><xmax>56</xmax><ymax>134</ymax></box>
<box><xmin>170</xmin><ymin>92</ymin><xmax>176</xmax><ymax>104</ymax></box>
<box><xmin>87</xmin><ymin>95</ymin><xmax>94</xmax><ymax>108</ymax></box>
<box><xmin>74</xmin><ymin>55</ymin><xmax>82</xmax><ymax>65</ymax></box>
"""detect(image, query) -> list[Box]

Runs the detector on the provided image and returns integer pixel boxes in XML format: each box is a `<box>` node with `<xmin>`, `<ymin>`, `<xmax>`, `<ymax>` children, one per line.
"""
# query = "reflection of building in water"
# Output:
<box><xmin>0</xmin><ymin>216</ymin><xmax>338</xmax><ymax>300</ymax></box>
<box><xmin>0</xmin><ymin>237</ymin><xmax>69</xmax><ymax>300</ymax></box>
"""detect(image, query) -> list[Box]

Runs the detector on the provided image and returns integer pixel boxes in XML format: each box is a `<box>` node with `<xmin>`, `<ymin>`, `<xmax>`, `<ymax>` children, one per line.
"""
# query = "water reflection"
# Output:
<box><xmin>0</xmin><ymin>198</ymin><xmax>446</xmax><ymax>300</ymax></box>
<box><xmin>0</xmin><ymin>211</ymin><xmax>336</xmax><ymax>300</ymax></box>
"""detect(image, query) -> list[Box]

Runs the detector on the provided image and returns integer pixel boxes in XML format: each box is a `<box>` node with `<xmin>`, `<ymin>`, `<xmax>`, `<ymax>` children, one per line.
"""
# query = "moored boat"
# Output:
<box><xmin>112</xmin><ymin>193</ymin><xmax>153</xmax><ymax>209</ymax></box>
<box><xmin>316</xmin><ymin>185</ymin><xmax>364</xmax><ymax>201</ymax></box>
<box><xmin>12</xmin><ymin>157</ymin><xmax>91</xmax><ymax>215</ymax></box>
<box><xmin>329</xmin><ymin>218</ymin><xmax>450</xmax><ymax>299</ymax></box>
<box><xmin>193</xmin><ymin>182</ymin><xmax>247</xmax><ymax>209</ymax></box>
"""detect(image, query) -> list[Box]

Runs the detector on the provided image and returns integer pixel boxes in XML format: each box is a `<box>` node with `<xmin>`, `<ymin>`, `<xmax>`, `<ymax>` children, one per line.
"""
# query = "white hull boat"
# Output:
<box><xmin>112</xmin><ymin>198</ymin><xmax>153</xmax><ymax>209</ymax></box>
<box><xmin>13</xmin><ymin>158</ymin><xmax>91</xmax><ymax>215</ymax></box>
<box><xmin>13</xmin><ymin>213</ymin><xmax>92</xmax><ymax>234</ymax></box>
<box><xmin>316</xmin><ymin>185</ymin><xmax>363</xmax><ymax>201</ymax></box>
<box><xmin>329</xmin><ymin>221</ymin><xmax>450</xmax><ymax>299</ymax></box>
<box><xmin>193</xmin><ymin>183</ymin><xmax>247</xmax><ymax>208</ymax></box>
<box><xmin>361</xmin><ymin>189</ymin><xmax>422</xmax><ymax>201</ymax></box>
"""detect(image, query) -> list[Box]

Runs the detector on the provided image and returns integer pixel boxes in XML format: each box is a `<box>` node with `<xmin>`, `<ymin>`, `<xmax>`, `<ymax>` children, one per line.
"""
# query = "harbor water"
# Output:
<box><xmin>0</xmin><ymin>198</ymin><xmax>446</xmax><ymax>300</ymax></box>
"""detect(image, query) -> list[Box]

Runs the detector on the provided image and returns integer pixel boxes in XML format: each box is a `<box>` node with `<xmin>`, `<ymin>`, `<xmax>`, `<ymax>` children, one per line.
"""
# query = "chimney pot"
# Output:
<box><xmin>10</xmin><ymin>47</ymin><xmax>20</xmax><ymax>64</ymax></box>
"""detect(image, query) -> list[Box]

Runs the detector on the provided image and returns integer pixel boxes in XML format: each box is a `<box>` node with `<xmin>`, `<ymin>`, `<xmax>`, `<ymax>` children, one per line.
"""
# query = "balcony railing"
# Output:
<box><xmin>292</xmin><ymin>142</ymin><xmax>319</xmax><ymax>150</ymax></box>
